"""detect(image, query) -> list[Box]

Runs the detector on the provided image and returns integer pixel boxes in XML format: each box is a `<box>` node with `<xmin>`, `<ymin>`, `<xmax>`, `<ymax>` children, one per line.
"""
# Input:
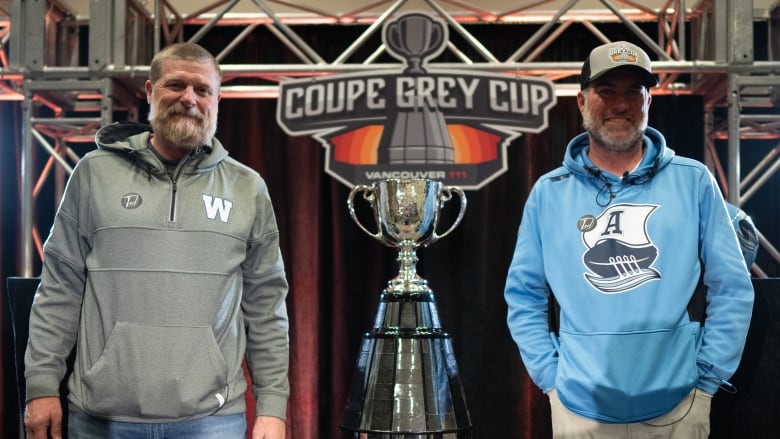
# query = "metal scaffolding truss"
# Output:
<box><xmin>1</xmin><ymin>0</ymin><xmax>780</xmax><ymax>277</ymax></box>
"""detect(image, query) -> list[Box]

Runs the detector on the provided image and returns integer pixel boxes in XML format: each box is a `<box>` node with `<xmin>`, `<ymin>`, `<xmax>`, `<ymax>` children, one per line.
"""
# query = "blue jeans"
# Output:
<box><xmin>68</xmin><ymin>411</ymin><xmax>246</xmax><ymax>439</ymax></box>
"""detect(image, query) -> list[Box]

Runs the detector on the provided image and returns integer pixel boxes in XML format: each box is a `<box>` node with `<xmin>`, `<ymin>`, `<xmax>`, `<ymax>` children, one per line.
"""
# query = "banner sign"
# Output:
<box><xmin>276</xmin><ymin>12</ymin><xmax>557</xmax><ymax>189</ymax></box>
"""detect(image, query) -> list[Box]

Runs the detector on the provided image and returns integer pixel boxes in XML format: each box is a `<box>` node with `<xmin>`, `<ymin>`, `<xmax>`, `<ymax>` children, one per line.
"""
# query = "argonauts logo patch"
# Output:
<box><xmin>580</xmin><ymin>203</ymin><xmax>661</xmax><ymax>293</ymax></box>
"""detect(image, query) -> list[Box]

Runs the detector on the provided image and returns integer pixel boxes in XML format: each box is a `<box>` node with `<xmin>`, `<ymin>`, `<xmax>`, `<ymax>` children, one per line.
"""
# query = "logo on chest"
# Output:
<box><xmin>202</xmin><ymin>194</ymin><xmax>233</xmax><ymax>223</ymax></box>
<box><xmin>121</xmin><ymin>193</ymin><xmax>143</xmax><ymax>209</ymax></box>
<box><xmin>579</xmin><ymin>203</ymin><xmax>661</xmax><ymax>294</ymax></box>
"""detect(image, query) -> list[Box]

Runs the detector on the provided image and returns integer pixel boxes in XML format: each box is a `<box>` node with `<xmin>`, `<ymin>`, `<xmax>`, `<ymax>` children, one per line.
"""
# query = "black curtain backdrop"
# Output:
<box><xmin>2</xmin><ymin>23</ymin><xmax>779</xmax><ymax>439</ymax></box>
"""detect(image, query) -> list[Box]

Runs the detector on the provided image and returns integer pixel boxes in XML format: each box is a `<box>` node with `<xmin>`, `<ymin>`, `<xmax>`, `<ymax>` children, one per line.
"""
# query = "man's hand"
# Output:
<box><xmin>25</xmin><ymin>396</ymin><xmax>63</xmax><ymax>439</ymax></box>
<box><xmin>252</xmin><ymin>415</ymin><xmax>285</xmax><ymax>439</ymax></box>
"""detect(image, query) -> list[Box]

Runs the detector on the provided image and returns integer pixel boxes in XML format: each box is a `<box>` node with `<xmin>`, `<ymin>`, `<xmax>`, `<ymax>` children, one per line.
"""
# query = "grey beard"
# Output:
<box><xmin>154</xmin><ymin>116</ymin><xmax>212</xmax><ymax>147</ymax></box>
<box><xmin>582</xmin><ymin>113</ymin><xmax>647</xmax><ymax>152</ymax></box>
<box><xmin>589</xmin><ymin>125</ymin><xmax>644</xmax><ymax>152</ymax></box>
<box><xmin>149</xmin><ymin>110</ymin><xmax>216</xmax><ymax>148</ymax></box>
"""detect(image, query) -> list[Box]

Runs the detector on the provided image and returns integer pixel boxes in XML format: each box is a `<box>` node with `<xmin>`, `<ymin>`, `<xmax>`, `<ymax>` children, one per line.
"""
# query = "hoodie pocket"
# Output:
<box><xmin>556</xmin><ymin>323</ymin><xmax>698</xmax><ymax>423</ymax></box>
<box><xmin>82</xmin><ymin>322</ymin><xmax>228</xmax><ymax>419</ymax></box>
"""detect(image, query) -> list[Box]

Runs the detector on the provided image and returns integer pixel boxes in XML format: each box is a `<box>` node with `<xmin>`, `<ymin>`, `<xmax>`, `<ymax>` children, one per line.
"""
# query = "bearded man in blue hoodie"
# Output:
<box><xmin>505</xmin><ymin>41</ymin><xmax>754</xmax><ymax>438</ymax></box>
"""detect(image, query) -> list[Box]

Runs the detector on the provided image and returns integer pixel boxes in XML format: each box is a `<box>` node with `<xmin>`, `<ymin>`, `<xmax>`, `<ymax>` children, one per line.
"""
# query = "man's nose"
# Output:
<box><xmin>179</xmin><ymin>86</ymin><xmax>197</xmax><ymax>106</ymax></box>
<box><xmin>611</xmin><ymin>94</ymin><xmax>632</xmax><ymax>111</ymax></box>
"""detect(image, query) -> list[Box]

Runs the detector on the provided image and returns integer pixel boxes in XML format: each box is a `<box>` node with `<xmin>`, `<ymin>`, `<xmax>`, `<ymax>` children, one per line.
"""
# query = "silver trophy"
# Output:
<box><xmin>342</xmin><ymin>179</ymin><xmax>472</xmax><ymax>438</ymax></box>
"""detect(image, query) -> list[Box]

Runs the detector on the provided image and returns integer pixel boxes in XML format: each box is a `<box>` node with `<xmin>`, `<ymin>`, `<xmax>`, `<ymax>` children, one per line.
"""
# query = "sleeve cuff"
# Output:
<box><xmin>25</xmin><ymin>373</ymin><xmax>64</xmax><ymax>402</ymax></box>
<box><xmin>254</xmin><ymin>392</ymin><xmax>288</xmax><ymax>420</ymax></box>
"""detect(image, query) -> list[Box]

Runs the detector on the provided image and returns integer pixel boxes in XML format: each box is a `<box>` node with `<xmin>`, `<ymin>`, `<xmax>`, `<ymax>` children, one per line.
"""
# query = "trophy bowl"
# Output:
<box><xmin>347</xmin><ymin>179</ymin><xmax>466</xmax><ymax>249</ymax></box>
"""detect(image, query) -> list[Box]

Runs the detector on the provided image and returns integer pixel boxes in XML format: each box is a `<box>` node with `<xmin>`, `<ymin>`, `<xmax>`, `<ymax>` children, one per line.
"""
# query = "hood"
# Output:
<box><xmin>94</xmin><ymin>122</ymin><xmax>229</xmax><ymax>175</ymax></box>
<box><xmin>562</xmin><ymin>126</ymin><xmax>675</xmax><ymax>184</ymax></box>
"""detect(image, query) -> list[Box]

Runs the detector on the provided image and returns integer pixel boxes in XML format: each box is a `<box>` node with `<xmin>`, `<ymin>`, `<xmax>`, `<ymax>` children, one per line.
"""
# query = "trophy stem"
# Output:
<box><xmin>386</xmin><ymin>241</ymin><xmax>427</xmax><ymax>294</ymax></box>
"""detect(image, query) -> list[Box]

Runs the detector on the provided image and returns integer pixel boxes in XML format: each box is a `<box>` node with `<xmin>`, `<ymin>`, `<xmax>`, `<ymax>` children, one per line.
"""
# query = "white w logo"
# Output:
<box><xmin>202</xmin><ymin>194</ymin><xmax>233</xmax><ymax>223</ymax></box>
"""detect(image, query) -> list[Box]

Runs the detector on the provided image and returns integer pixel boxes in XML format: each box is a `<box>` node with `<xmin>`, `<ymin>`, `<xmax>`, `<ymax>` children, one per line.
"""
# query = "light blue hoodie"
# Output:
<box><xmin>505</xmin><ymin>126</ymin><xmax>754</xmax><ymax>423</ymax></box>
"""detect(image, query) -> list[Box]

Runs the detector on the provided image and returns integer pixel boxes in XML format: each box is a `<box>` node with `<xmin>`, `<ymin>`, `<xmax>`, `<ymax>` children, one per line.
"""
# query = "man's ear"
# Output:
<box><xmin>576</xmin><ymin>90</ymin><xmax>586</xmax><ymax>112</ymax></box>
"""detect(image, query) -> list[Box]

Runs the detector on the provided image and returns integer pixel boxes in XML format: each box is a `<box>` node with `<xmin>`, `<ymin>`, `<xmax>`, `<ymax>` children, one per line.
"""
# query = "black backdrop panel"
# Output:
<box><xmin>3</xmin><ymin>277</ymin><xmax>40</xmax><ymax>439</ymax></box>
<box><xmin>710</xmin><ymin>278</ymin><xmax>780</xmax><ymax>438</ymax></box>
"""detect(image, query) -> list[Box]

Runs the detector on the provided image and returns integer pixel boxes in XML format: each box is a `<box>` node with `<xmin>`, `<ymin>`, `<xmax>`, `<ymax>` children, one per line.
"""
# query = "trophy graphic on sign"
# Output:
<box><xmin>378</xmin><ymin>13</ymin><xmax>455</xmax><ymax>165</ymax></box>
<box><xmin>386</xmin><ymin>13</ymin><xmax>445</xmax><ymax>75</ymax></box>
<box><xmin>342</xmin><ymin>179</ymin><xmax>472</xmax><ymax>438</ymax></box>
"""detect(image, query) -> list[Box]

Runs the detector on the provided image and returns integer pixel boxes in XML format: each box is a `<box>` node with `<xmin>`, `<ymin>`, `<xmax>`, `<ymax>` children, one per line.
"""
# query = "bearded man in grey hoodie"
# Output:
<box><xmin>23</xmin><ymin>42</ymin><xmax>289</xmax><ymax>439</ymax></box>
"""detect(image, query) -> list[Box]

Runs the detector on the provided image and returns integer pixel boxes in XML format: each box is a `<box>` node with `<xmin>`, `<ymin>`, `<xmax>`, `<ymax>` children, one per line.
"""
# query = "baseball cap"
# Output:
<box><xmin>580</xmin><ymin>41</ymin><xmax>658</xmax><ymax>89</ymax></box>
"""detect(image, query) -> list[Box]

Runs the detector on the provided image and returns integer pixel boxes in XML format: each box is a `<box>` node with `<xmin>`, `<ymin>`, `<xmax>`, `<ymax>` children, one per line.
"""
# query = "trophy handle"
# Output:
<box><xmin>431</xmin><ymin>186</ymin><xmax>467</xmax><ymax>242</ymax></box>
<box><xmin>347</xmin><ymin>185</ymin><xmax>386</xmax><ymax>244</ymax></box>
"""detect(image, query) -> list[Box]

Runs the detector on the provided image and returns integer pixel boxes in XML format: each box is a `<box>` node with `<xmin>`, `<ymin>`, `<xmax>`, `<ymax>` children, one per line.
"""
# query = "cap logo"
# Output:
<box><xmin>608</xmin><ymin>46</ymin><xmax>638</xmax><ymax>64</ymax></box>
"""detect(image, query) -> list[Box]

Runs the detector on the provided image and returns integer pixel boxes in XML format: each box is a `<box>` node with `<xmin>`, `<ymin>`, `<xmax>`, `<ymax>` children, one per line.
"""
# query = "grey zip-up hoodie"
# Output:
<box><xmin>25</xmin><ymin>122</ymin><xmax>290</xmax><ymax>422</ymax></box>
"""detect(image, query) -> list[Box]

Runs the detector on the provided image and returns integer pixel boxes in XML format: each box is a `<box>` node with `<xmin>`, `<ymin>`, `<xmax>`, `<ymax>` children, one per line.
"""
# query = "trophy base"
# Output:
<box><xmin>341</xmin><ymin>431</ymin><xmax>472</xmax><ymax>439</ymax></box>
<box><xmin>341</xmin><ymin>290</ymin><xmax>471</xmax><ymax>435</ymax></box>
